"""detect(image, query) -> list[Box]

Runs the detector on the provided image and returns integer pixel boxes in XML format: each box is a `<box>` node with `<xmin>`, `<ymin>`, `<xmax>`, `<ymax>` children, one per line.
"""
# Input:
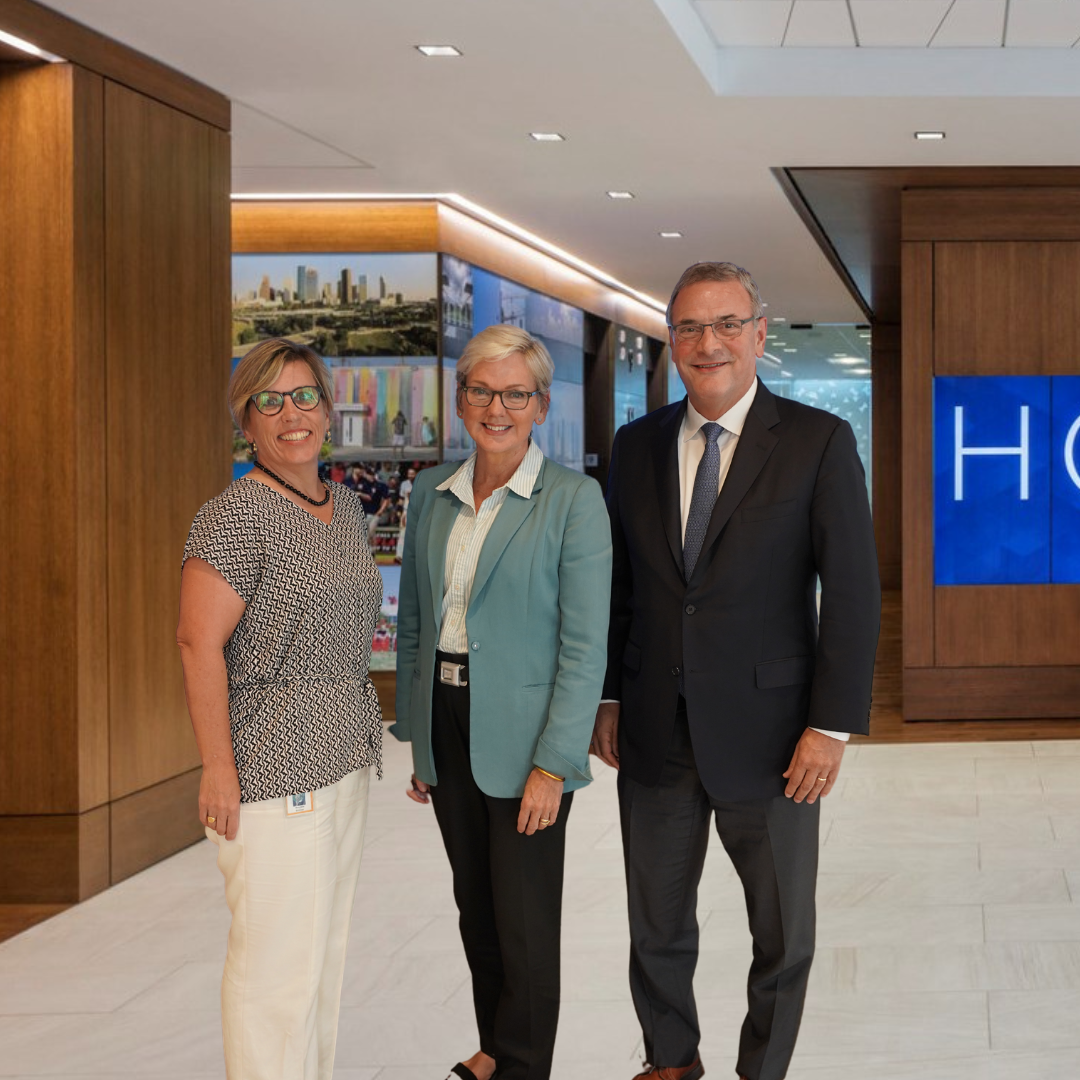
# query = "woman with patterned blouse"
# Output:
<box><xmin>177</xmin><ymin>338</ymin><xmax>383</xmax><ymax>1080</ymax></box>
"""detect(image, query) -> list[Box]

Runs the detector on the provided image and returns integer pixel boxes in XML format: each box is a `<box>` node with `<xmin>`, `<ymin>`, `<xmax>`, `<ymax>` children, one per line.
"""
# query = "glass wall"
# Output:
<box><xmin>758</xmin><ymin>323</ymin><xmax>872</xmax><ymax>496</ymax></box>
<box><xmin>613</xmin><ymin>325</ymin><xmax>648</xmax><ymax>434</ymax></box>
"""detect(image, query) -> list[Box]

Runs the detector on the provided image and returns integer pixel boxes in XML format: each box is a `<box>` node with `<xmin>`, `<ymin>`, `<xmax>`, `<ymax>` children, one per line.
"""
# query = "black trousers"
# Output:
<box><xmin>618</xmin><ymin>704</ymin><xmax>819</xmax><ymax>1080</ymax></box>
<box><xmin>429</xmin><ymin>670</ymin><xmax>573</xmax><ymax>1080</ymax></box>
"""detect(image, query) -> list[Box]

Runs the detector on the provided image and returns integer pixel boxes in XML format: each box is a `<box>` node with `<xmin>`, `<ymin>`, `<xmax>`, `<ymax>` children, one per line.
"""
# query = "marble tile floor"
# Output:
<box><xmin>2</xmin><ymin>736</ymin><xmax>1080</xmax><ymax>1079</ymax></box>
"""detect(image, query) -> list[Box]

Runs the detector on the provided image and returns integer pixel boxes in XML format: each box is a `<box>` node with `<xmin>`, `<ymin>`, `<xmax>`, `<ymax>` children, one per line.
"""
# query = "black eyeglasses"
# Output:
<box><xmin>669</xmin><ymin>316</ymin><xmax>759</xmax><ymax>343</ymax></box>
<box><xmin>461</xmin><ymin>386</ymin><xmax>541</xmax><ymax>410</ymax></box>
<box><xmin>250</xmin><ymin>385</ymin><xmax>322</xmax><ymax>415</ymax></box>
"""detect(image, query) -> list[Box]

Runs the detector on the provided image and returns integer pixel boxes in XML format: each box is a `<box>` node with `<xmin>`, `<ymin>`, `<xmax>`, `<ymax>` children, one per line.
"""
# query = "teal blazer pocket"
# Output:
<box><xmin>755</xmin><ymin>655</ymin><xmax>814</xmax><ymax>689</ymax></box>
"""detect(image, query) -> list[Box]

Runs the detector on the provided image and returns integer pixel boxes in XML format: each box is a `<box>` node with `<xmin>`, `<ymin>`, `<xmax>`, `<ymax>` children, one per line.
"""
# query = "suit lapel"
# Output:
<box><xmin>657</xmin><ymin>400</ymin><xmax>687</xmax><ymax>573</ymax></box>
<box><xmin>689</xmin><ymin>381</ymin><xmax>780</xmax><ymax>583</ymax></box>
<box><xmin>425</xmin><ymin>489</ymin><xmax>459</xmax><ymax>626</ymax></box>
<box><xmin>466</xmin><ymin>462</ymin><xmax>545</xmax><ymax>615</ymax></box>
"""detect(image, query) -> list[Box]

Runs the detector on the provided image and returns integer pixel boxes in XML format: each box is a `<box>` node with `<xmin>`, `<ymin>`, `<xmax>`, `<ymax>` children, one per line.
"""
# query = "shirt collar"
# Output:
<box><xmin>436</xmin><ymin>439</ymin><xmax>545</xmax><ymax>503</ymax></box>
<box><xmin>681</xmin><ymin>377</ymin><xmax>759</xmax><ymax>443</ymax></box>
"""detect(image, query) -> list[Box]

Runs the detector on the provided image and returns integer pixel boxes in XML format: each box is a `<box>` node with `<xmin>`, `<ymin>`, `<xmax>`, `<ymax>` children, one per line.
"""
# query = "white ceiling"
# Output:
<box><xmin>25</xmin><ymin>0</ymin><xmax>1080</xmax><ymax>322</ymax></box>
<box><xmin>695</xmin><ymin>0</ymin><xmax>1080</xmax><ymax>49</ymax></box>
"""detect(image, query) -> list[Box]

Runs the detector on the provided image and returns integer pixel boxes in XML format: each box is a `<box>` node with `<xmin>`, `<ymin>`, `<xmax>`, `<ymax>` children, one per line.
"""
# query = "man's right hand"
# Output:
<box><xmin>590</xmin><ymin>702</ymin><xmax>620</xmax><ymax>769</ymax></box>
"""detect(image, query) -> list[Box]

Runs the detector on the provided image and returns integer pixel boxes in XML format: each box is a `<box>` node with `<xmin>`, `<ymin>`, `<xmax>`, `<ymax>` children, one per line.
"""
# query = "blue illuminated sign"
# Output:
<box><xmin>934</xmin><ymin>376</ymin><xmax>1080</xmax><ymax>585</ymax></box>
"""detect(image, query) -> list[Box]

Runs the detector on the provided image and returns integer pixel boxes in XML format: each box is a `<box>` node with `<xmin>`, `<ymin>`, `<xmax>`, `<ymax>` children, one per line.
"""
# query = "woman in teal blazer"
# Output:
<box><xmin>390</xmin><ymin>325</ymin><xmax>611</xmax><ymax>1080</ymax></box>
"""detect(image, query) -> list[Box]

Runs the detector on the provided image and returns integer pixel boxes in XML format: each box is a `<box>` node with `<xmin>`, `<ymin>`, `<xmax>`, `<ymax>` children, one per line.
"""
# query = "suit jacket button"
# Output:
<box><xmin>671</xmin><ymin>665</ymin><xmax>681</xmax><ymax>677</ymax></box>
<box><xmin>685</xmin><ymin>604</ymin><xmax>695</xmax><ymax>615</ymax></box>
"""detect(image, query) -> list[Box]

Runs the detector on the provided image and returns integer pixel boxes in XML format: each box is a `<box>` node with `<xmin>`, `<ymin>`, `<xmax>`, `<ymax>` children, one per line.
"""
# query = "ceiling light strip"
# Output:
<box><xmin>0</xmin><ymin>28</ymin><xmax>64</xmax><ymax>62</ymax></box>
<box><xmin>230</xmin><ymin>191</ymin><xmax>667</xmax><ymax>314</ymax></box>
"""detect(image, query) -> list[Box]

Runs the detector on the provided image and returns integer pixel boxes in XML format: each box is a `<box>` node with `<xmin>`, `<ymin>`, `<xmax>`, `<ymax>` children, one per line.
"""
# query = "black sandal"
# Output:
<box><xmin>446</xmin><ymin>1065</ymin><xmax>480</xmax><ymax>1080</ymax></box>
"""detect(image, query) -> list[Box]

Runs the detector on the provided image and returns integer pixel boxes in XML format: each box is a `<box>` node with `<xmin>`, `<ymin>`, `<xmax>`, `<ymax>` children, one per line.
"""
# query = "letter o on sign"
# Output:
<box><xmin>1067</xmin><ymin>415</ymin><xmax>1080</xmax><ymax>491</ymax></box>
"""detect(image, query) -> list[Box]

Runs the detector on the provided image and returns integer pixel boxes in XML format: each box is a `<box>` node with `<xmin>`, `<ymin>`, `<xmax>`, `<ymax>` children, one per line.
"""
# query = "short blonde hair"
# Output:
<box><xmin>229</xmin><ymin>338</ymin><xmax>333</xmax><ymax>427</ymax></box>
<box><xmin>456</xmin><ymin>324</ymin><xmax>554</xmax><ymax>398</ymax></box>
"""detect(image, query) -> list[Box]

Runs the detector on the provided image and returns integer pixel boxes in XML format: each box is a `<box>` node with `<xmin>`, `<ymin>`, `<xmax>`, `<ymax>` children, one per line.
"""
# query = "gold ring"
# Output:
<box><xmin>206</xmin><ymin>815</ymin><xmax>217</xmax><ymax>824</ymax></box>
<box><xmin>816</xmin><ymin>777</ymin><xmax>828</xmax><ymax>783</ymax></box>
<box><xmin>539</xmin><ymin>818</ymin><xmax>551</xmax><ymax>825</ymax></box>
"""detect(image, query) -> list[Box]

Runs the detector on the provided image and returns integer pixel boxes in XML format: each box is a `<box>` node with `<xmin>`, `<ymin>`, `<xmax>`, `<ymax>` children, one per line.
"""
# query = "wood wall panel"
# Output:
<box><xmin>0</xmin><ymin>806</ymin><xmax>108</xmax><ymax>903</ymax></box>
<box><xmin>935</xmin><ymin>242</ymin><xmax>1080</xmax><ymax>373</ymax></box>
<box><xmin>109</xmin><ymin>768</ymin><xmax>202</xmax><ymax>883</ymax></box>
<box><xmin>905</xmin><ymin>666</ymin><xmax>1080</xmax><ymax>720</ymax></box>
<box><xmin>104</xmin><ymin>81</ymin><xmax>230</xmax><ymax>800</ymax></box>
<box><xmin>904</xmin><ymin>187</ymin><xmax>1080</xmax><ymax>243</ymax></box>
<box><xmin>232</xmin><ymin>201</ymin><xmax>440</xmax><ymax>253</ymax></box>
<box><xmin>0</xmin><ymin>0</ymin><xmax>229</xmax><ymax>128</ymax></box>
<box><xmin>901</xmin><ymin>186</ymin><xmax>1080</xmax><ymax>721</ymax></box>
<box><xmin>871</xmin><ymin>323</ymin><xmax>901</xmax><ymax>591</ymax></box>
<box><xmin>901</xmin><ymin>242</ymin><xmax>934</xmax><ymax>668</ymax></box>
<box><xmin>935</xmin><ymin>587</ymin><xmax>1080</xmax><ymax>668</ymax></box>
<box><xmin>0</xmin><ymin>64</ymin><xmax>81</xmax><ymax>814</ymax></box>
<box><xmin>72</xmin><ymin>67</ymin><xmax>110</xmax><ymax>813</ymax></box>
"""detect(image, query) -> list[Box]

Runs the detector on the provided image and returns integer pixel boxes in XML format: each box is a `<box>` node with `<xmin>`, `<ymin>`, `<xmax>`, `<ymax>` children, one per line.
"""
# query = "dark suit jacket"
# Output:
<box><xmin>604</xmin><ymin>379</ymin><xmax>880</xmax><ymax>801</ymax></box>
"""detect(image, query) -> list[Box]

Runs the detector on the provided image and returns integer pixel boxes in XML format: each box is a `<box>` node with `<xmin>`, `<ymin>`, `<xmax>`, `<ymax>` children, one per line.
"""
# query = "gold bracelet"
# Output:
<box><xmin>534</xmin><ymin>766</ymin><xmax>565</xmax><ymax>782</ymax></box>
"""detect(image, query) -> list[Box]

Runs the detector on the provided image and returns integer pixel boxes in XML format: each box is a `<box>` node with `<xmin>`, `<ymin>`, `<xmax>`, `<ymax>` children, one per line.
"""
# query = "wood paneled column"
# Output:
<box><xmin>0</xmin><ymin>5</ymin><xmax>230</xmax><ymax>903</ymax></box>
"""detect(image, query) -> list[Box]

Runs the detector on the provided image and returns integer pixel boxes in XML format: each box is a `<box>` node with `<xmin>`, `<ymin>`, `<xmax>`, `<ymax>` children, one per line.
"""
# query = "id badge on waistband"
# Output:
<box><xmin>285</xmin><ymin>791</ymin><xmax>314</xmax><ymax>815</ymax></box>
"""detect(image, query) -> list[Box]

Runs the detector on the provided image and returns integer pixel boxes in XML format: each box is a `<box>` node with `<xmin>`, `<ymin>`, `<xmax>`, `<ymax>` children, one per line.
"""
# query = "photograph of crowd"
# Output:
<box><xmin>316</xmin><ymin>458</ymin><xmax>441</xmax><ymax>670</ymax></box>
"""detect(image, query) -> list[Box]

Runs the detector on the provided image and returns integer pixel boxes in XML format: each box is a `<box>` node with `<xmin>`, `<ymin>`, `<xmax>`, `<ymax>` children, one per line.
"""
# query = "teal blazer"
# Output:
<box><xmin>390</xmin><ymin>455</ymin><xmax>612</xmax><ymax>798</ymax></box>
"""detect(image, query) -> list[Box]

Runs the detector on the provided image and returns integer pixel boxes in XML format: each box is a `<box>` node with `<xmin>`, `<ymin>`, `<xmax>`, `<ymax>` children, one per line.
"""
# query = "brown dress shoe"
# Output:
<box><xmin>632</xmin><ymin>1057</ymin><xmax>704</xmax><ymax>1080</ymax></box>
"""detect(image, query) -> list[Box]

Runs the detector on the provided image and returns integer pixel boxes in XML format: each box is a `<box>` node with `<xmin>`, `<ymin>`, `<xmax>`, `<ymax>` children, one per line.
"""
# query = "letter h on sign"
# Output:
<box><xmin>935</xmin><ymin>376</ymin><xmax>1080</xmax><ymax>585</ymax></box>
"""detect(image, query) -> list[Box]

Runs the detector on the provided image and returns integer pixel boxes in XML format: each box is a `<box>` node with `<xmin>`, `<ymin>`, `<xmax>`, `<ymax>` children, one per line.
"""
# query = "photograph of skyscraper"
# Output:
<box><xmin>233</xmin><ymin>253</ymin><xmax>438</xmax><ymax>357</ymax></box>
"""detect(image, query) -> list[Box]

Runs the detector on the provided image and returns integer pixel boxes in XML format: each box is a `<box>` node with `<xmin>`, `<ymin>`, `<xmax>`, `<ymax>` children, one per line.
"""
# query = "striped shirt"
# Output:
<box><xmin>436</xmin><ymin>440</ymin><xmax>544</xmax><ymax>653</ymax></box>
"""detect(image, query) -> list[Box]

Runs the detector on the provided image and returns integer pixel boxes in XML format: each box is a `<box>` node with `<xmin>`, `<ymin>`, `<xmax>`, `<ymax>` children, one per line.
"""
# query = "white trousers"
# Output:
<box><xmin>208</xmin><ymin>767</ymin><xmax>370</xmax><ymax>1080</ymax></box>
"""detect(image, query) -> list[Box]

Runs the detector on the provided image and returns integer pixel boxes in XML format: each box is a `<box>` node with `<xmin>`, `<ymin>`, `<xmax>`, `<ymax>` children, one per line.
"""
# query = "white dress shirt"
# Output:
<box><xmin>677</xmin><ymin>381</ymin><xmax>848</xmax><ymax>743</ymax></box>
<box><xmin>435</xmin><ymin>441</ymin><xmax>544</xmax><ymax>654</ymax></box>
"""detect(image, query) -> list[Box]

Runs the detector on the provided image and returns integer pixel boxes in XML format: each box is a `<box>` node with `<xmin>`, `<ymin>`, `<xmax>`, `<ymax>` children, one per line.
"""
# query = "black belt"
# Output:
<box><xmin>436</xmin><ymin>650</ymin><xmax>469</xmax><ymax>688</ymax></box>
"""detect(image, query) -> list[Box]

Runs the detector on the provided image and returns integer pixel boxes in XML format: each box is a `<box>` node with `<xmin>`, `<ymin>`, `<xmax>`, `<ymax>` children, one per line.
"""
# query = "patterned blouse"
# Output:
<box><xmin>183</xmin><ymin>476</ymin><xmax>383</xmax><ymax>802</ymax></box>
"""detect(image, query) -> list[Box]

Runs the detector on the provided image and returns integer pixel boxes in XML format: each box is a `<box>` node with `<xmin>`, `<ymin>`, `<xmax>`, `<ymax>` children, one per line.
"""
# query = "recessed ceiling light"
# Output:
<box><xmin>849</xmin><ymin>366</ymin><xmax>872</xmax><ymax>375</ymax></box>
<box><xmin>915</xmin><ymin>130</ymin><xmax>945</xmax><ymax>140</ymax></box>
<box><xmin>606</xmin><ymin>191</ymin><xmax>635</xmax><ymax>200</ymax></box>
<box><xmin>772</xmin><ymin>341</ymin><xmax>786</xmax><ymax>346</ymax></box>
<box><xmin>659</xmin><ymin>231</ymin><xmax>683</xmax><ymax>238</ymax></box>
<box><xmin>783</xmin><ymin>348</ymin><xmax>797</xmax><ymax>353</ymax></box>
<box><xmin>0</xmin><ymin>28</ymin><xmax>63</xmax><ymax>61</ymax></box>
<box><xmin>416</xmin><ymin>44</ymin><xmax>462</xmax><ymax>57</ymax></box>
<box><xmin>828</xmin><ymin>356</ymin><xmax>866</xmax><ymax>366</ymax></box>
<box><xmin>781</xmin><ymin>370</ymin><xmax>793</xmax><ymax>377</ymax></box>
<box><xmin>530</xmin><ymin>132</ymin><xmax>565</xmax><ymax>142</ymax></box>
<box><xmin>772</xmin><ymin>317</ymin><xmax>786</xmax><ymax>322</ymax></box>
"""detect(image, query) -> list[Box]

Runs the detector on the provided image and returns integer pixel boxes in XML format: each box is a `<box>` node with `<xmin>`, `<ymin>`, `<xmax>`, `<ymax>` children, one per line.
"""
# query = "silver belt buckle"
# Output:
<box><xmin>439</xmin><ymin>660</ymin><xmax>468</xmax><ymax>687</ymax></box>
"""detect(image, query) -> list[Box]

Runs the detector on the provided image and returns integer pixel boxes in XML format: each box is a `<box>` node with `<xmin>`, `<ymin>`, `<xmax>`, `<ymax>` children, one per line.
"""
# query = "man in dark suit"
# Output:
<box><xmin>592</xmin><ymin>262</ymin><xmax>880</xmax><ymax>1080</ymax></box>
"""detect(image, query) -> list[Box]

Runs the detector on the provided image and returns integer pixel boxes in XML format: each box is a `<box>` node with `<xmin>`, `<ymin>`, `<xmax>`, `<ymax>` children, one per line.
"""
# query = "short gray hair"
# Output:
<box><xmin>666</xmin><ymin>261</ymin><xmax>765</xmax><ymax>325</ymax></box>
<box><xmin>456</xmin><ymin>324</ymin><xmax>554</xmax><ymax>397</ymax></box>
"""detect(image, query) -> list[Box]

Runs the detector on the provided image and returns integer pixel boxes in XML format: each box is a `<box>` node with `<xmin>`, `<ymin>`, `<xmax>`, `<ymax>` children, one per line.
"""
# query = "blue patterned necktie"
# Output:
<box><xmin>683</xmin><ymin>422</ymin><xmax>723</xmax><ymax>582</ymax></box>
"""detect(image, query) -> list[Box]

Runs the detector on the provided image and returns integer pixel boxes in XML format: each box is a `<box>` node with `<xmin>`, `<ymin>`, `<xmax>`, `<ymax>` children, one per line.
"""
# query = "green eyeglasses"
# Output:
<box><xmin>250</xmin><ymin>385</ymin><xmax>322</xmax><ymax>415</ymax></box>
